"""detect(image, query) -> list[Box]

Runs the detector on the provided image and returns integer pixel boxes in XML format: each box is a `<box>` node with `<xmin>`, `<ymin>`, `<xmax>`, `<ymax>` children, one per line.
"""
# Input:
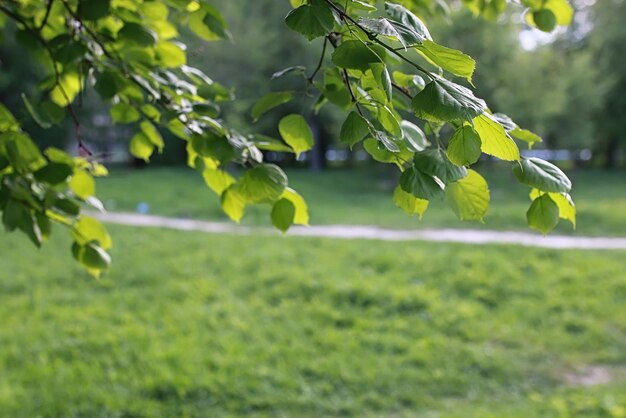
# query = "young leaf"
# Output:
<box><xmin>472</xmin><ymin>113</ymin><xmax>520</xmax><ymax>161</ymax></box>
<box><xmin>369</xmin><ymin>63</ymin><xmax>392</xmax><ymax>102</ymax></box>
<box><xmin>377</xmin><ymin>105</ymin><xmax>402</xmax><ymax>137</ymax></box>
<box><xmin>278</xmin><ymin>114</ymin><xmax>314</xmax><ymax>157</ymax></box>
<box><xmin>393</xmin><ymin>185</ymin><xmax>429</xmax><ymax>218</ymax></box>
<box><xmin>203</xmin><ymin>168</ymin><xmax>235</xmax><ymax>195</ymax></box>
<box><xmin>417</xmin><ymin>40</ymin><xmax>476</xmax><ymax>83</ymax></box>
<box><xmin>281</xmin><ymin>187</ymin><xmax>309</xmax><ymax>226</ymax></box>
<box><xmin>129</xmin><ymin>132</ymin><xmax>155</xmax><ymax>162</ymax></box>
<box><xmin>140</xmin><ymin>121</ymin><xmax>164</xmax><ymax>152</ymax></box>
<box><xmin>110</xmin><ymin>103</ymin><xmax>140</xmax><ymax>124</ymax></box>
<box><xmin>510</xmin><ymin>127</ymin><xmax>542</xmax><ymax>149</ymax></box>
<box><xmin>72</xmin><ymin>216</ymin><xmax>112</xmax><ymax>250</ymax></box>
<box><xmin>69</xmin><ymin>170</ymin><xmax>95</xmax><ymax>200</ymax></box>
<box><xmin>221</xmin><ymin>186</ymin><xmax>246</xmax><ymax>223</ymax></box>
<box><xmin>445</xmin><ymin>169</ymin><xmax>490</xmax><ymax>222</ymax></box>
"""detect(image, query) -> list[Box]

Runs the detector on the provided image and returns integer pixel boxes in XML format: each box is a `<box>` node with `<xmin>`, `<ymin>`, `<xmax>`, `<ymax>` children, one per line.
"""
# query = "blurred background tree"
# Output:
<box><xmin>1</xmin><ymin>0</ymin><xmax>622</xmax><ymax>169</ymax></box>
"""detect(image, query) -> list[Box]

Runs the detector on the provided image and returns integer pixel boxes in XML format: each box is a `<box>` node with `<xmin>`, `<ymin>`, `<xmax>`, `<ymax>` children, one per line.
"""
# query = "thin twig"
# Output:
<box><xmin>308</xmin><ymin>36</ymin><xmax>328</xmax><ymax>83</ymax></box>
<box><xmin>322</xmin><ymin>0</ymin><xmax>434</xmax><ymax>80</ymax></box>
<box><xmin>36</xmin><ymin>0</ymin><xmax>55</xmax><ymax>31</ymax></box>
<box><xmin>392</xmin><ymin>82</ymin><xmax>412</xmax><ymax>99</ymax></box>
<box><xmin>0</xmin><ymin>4</ymin><xmax>90</xmax><ymax>155</ymax></box>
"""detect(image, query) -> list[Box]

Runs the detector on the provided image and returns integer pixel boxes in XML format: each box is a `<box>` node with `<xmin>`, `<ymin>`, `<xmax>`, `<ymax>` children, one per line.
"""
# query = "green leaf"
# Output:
<box><xmin>72</xmin><ymin>216</ymin><xmax>112</xmax><ymax>250</ymax></box>
<box><xmin>110</xmin><ymin>103</ymin><xmax>140</xmax><ymax>124</ymax></box>
<box><xmin>513</xmin><ymin>157</ymin><xmax>572</xmax><ymax>193</ymax></box>
<box><xmin>472</xmin><ymin>113</ymin><xmax>520</xmax><ymax>161</ymax></box>
<box><xmin>69</xmin><ymin>170</ymin><xmax>95</xmax><ymax>200</ymax></box>
<box><xmin>50</xmin><ymin>71</ymin><xmax>82</xmax><ymax>107</ymax></box>
<box><xmin>417</xmin><ymin>40</ymin><xmax>476</xmax><ymax>83</ymax></box>
<box><xmin>278</xmin><ymin>114</ymin><xmax>314</xmax><ymax>157</ymax></box>
<box><xmin>129</xmin><ymin>132</ymin><xmax>155</xmax><ymax>162</ymax></box>
<box><xmin>249</xmin><ymin>135</ymin><xmax>293</xmax><ymax>153</ymax></box>
<box><xmin>445</xmin><ymin>169</ymin><xmax>490</xmax><ymax>222</ymax></box>
<box><xmin>140</xmin><ymin>121</ymin><xmax>164</xmax><ymax>151</ymax></box>
<box><xmin>510</xmin><ymin>127</ymin><xmax>542</xmax><ymax>149</ymax></box>
<box><xmin>2</xmin><ymin>199</ymin><xmax>31</xmax><ymax>234</ymax></box>
<box><xmin>363</xmin><ymin>137</ymin><xmax>412</xmax><ymax>165</ymax></box>
<box><xmin>189</xmin><ymin>5</ymin><xmax>230</xmax><ymax>41</ymax></box>
<box><xmin>447</xmin><ymin>125</ymin><xmax>482</xmax><ymax>166</ymax></box>
<box><xmin>94</xmin><ymin>71</ymin><xmax>120</xmax><ymax>100</ymax></box>
<box><xmin>400</xmin><ymin>121</ymin><xmax>428</xmax><ymax>152</ymax></box>
<box><xmin>34</xmin><ymin>162</ymin><xmax>73</xmax><ymax>185</ymax></box>
<box><xmin>0</xmin><ymin>131</ymin><xmax>45</xmax><ymax>171</ymax></box>
<box><xmin>271</xmin><ymin>66</ymin><xmax>307</xmax><ymax>79</ymax></box>
<box><xmin>21</xmin><ymin>94</ymin><xmax>51</xmax><ymax>129</ymax></box>
<box><xmin>238</xmin><ymin>164</ymin><xmax>288</xmax><ymax>204</ymax></box>
<box><xmin>532</xmin><ymin>9</ymin><xmax>557</xmax><ymax>32</ymax></box>
<box><xmin>340</xmin><ymin>111</ymin><xmax>370</xmax><ymax>147</ymax></box>
<box><xmin>369</xmin><ymin>63</ymin><xmax>392</xmax><ymax>102</ymax></box>
<box><xmin>377</xmin><ymin>105</ymin><xmax>402</xmax><ymax>138</ymax></box>
<box><xmin>357</xmin><ymin>17</ymin><xmax>427</xmax><ymax>49</ymax></box>
<box><xmin>285</xmin><ymin>0</ymin><xmax>334</xmax><ymax>41</ymax></box>
<box><xmin>384</xmin><ymin>2</ymin><xmax>432</xmax><ymax>41</ymax></box>
<box><xmin>412</xmin><ymin>78</ymin><xmax>486</xmax><ymax>122</ymax></box>
<box><xmin>281</xmin><ymin>187</ymin><xmax>309</xmax><ymax>226</ymax></box>
<box><xmin>191</xmin><ymin>132</ymin><xmax>236</xmax><ymax>162</ymax></box>
<box><xmin>78</xmin><ymin>0</ymin><xmax>110</xmax><ymax>21</ymax></box>
<box><xmin>155</xmin><ymin>41</ymin><xmax>186</xmax><ymax>67</ymax></box>
<box><xmin>117</xmin><ymin>22</ymin><xmax>157</xmax><ymax>46</ymax></box>
<box><xmin>203</xmin><ymin>168</ymin><xmax>235</xmax><ymax>195</ymax></box>
<box><xmin>331</xmin><ymin>41</ymin><xmax>385</xmax><ymax>71</ymax></box>
<box><xmin>251</xmin><ymin>92</ymin><xmax>295</xmax><ymax>122</ymax></box>
<box><xmin>393</xmin><ymin>185</ymin><xmax>429</xmax><ymax>218</ymax></box>
<box><xmin>544</xmin><ymin>0</ymin><xmax>574</xmax><ymax>25</ymax></box>
<box><xmin>413</xmin><ymin>148</ymin><xmax>467</xmax><ymax>183</ymax></box>
<box><xmin>527</xmin><ymin>194</ymin><xmax>559</xmax><ymax>235</ymax></box>
<box><xmin>399</xmin><ymin>166</ymin><xmax>445</xmax><ymax>200</ymax></box>
<box><xmin>0</xmin><ymin>103</ymin><xmax>18</xmax><ymax>131</ymax></box>
<box><xmin>271</xmin><ymin>199</ymin><xmax>296</xmax><ymax>233</ymax></box>
<box><xmin>221</xmin><ymin>186</ymin><xmax>246</xmax><ymax>223</ymax></box>
<box><xmin>530</xmin><ymin>189</ymin><xmax>576</xmax><ymax>228</ymax></box>
<box><xmin>373</xmin><ymin>130</ymin><xmax>400</xmax><ymax>153</ymax></box>
<box><xmin>72</xmin><ymin>242</ymin><xmax>111</xmax><ymax>275</ymax></box>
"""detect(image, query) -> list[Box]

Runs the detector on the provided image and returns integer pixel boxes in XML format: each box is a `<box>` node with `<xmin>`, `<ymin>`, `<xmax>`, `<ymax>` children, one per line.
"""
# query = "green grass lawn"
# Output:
<box><xmin>1</xmin><ymin>226</ymin><xmax>626</xmax><ymax>417</ymax></box>
<box><xmin>95</xmin><ymin>166</ymin><xmax>626</xmax><ymax>236</ymax></box>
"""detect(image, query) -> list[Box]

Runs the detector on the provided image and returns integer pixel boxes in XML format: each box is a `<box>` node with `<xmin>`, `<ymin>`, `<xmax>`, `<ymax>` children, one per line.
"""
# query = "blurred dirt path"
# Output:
<box><xmin>92</xmin><ymin>211</ymin><xmax>626</xmax><ymax>250</ymax></box>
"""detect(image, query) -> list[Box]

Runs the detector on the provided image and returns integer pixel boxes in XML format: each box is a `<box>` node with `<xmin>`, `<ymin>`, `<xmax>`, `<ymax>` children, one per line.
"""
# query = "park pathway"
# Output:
<box><xmin>92</xmin><ymin>211</ymin><xmax>626</xmax><ymax>250</ymax></box>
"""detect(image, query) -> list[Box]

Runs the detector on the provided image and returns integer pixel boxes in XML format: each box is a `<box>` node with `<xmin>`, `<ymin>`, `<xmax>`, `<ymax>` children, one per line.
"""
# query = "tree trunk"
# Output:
<box><xmin>308</xmin><ymin>115</ymin><xmax>327</xmax><ymax>172</ymax></box>
<box><xmin>604</xmin><ymin>136</ymin><xmax>619</xmax><ymax>170</ymax></box>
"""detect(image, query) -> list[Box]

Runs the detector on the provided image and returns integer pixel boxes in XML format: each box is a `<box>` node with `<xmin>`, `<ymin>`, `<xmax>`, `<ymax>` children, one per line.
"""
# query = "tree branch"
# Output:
<box><xmin>322</xmin><ymin>0</ymin><xmax>434</xmax><ymax>80</ymax></box>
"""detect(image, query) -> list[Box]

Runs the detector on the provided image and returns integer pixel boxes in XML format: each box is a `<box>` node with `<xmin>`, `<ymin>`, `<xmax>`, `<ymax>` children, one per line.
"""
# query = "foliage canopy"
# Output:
<box><xmin>0</xmin><ymin>0</ymin><xmax>575</xmax><ymax>276</ymax></box>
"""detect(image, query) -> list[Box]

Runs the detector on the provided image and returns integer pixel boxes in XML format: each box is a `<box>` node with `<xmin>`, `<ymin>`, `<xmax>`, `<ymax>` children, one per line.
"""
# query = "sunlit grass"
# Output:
<box><xmin>1</xmin><ymin>225</ymin><xmax>625</xmax><ymax>416</ymax></box>
<box><xmin>95</xmin><ymin>166</ymin><xmax>626</xmax><ymax>236</ymax></box>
